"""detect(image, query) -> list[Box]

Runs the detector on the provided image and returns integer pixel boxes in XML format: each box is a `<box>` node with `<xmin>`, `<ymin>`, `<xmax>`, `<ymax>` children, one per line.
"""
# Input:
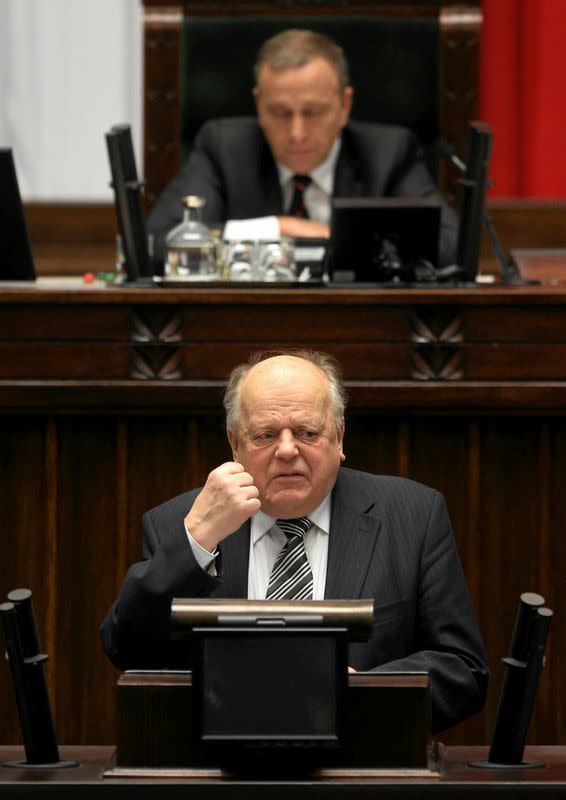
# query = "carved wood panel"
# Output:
<box><xmin>410</xmin><ymin>307</ymin><xmax>464</xmax><ymax>380</ymax></box>
<box><xmin>129</xmin><ymin>308</ymin><xmax>183</xmax><ymax>379</ymax></box>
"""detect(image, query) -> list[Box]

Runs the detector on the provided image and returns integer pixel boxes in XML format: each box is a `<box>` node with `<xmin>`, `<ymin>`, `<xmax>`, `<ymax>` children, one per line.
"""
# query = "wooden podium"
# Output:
<box><xmin>108</xmin><ymin>671</ymin><xmax>435</xmax><ymax>778</ymax></box>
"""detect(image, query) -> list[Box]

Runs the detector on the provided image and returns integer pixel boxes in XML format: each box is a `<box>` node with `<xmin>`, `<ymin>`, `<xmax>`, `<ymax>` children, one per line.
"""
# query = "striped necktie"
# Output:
<box><xmin>287</xmin><ymin>174</ymin><xmax>312</xmax><ymax>218</ymax></box>
<box><xmin>265</xmin><ymin>517</ymin><xmax>314</xmax><ymax>600</ymax></box>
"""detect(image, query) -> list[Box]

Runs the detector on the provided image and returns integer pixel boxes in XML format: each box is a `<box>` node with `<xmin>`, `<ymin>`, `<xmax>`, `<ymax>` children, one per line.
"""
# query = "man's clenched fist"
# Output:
<box><xmin>184</xmin><ymin>462</ymin><xmax>260</xmax><ymax>552</ymax></box>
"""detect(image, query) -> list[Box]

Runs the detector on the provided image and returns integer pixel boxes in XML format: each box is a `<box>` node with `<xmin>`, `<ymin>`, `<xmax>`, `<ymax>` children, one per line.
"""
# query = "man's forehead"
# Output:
<box><xmin>239</xmin><ymin>402</ymin><xmax>332</xmax><ymax>438</ymax></box>
<box><xmin>238</xmin><ymin>359</ymin><xmax>330</xmax><ymax>418</ymax></box>
<box><xmin>242</xmin><ymin>355</ymin><xmax>328</xmax><ymax>387</ymax></box>
<box><xmin>256</xmin><ymin>58</ymin><xmax>341</xmax><ymax>92</ymax></box>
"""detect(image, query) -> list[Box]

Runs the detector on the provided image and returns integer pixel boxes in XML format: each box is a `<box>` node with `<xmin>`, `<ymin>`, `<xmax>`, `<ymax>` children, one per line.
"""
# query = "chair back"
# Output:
<box><xmin>143</xmin><ymin>1</ymin><xmax>482</xmax><ymax>206</ymax></box>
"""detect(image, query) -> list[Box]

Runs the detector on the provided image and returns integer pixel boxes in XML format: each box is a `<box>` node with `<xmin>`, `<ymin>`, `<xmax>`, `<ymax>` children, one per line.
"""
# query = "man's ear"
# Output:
<box><xmin>341</xmin><ymin>86</ymin><xmax>354</xmax><ymax>127</ymax></box>
<box><xmin>338</xmin><ymin>417</ymin><xmax>346</xmax><ymax>462</ymax></box>
<box><xmin>227</xmin><ymin>427</ymin><xmax>239</xmax><ymax>461</ymax></box>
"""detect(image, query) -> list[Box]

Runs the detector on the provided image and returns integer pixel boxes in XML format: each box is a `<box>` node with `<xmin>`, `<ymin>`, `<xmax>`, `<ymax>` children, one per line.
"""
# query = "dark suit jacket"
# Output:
<box><xmin>101</xmin><ymin>467</ymin><xmax>488</xmax><ymax>734</ymax></box>
<box><xmin>147</xmin><ymin>117</ymin><xmax>458</xmax><ymax>267</ymax></box>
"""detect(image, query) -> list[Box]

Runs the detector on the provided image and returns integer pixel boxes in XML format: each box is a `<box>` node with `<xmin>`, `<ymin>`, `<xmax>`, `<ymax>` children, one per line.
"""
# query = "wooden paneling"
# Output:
<box><xmin>24</xmin><ymin>203</ymin><xmax>116</xmax><ymax>278</ymax></box>
<box><xmin>54</xmin><ymin>419</ymin><xmax>120</xmax><ymax>743</ymax></box>
<box><xmin>0</xmin><ymin>305</ymin><xmax>128</xmax><ymax>340</ymax></box>
<box><xmin>0</xmin><ymin>418</ymin><xmax>50</xmax><ymax>744</ymax></box>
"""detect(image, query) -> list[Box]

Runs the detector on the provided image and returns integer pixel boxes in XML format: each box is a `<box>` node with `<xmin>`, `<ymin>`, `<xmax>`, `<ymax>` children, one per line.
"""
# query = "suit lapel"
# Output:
<box><xmin>333</xmin><ymin>130</ymin><xmax>364</xmax><ymax>198</ymax></box>
<box><xmin>216</xmin><ymin>522</ymin><xmax>250</xmax><ymax>598</ymax></box>
<box><xmin>258</xmin><ymin>140</ymin><xmax>284</xmax><ymax>215</ymax></box>
<box><xmin>325</xmin><ymin>470</ymin><xmax>382</xmax><ymax>599</ymax></box>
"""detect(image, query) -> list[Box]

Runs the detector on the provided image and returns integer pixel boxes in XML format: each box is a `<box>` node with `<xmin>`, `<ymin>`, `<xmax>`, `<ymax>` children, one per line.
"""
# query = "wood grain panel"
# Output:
<box><xmin>464</xmin><ymin>307</ymin><xmax>566</xmax><ymax>342</ymax></box>
<box><xmin>6</xmin><ymin>340</ymin><xmax>566</xmax><ymax>381</ymax></box>
<box><xmin>0</xmin><ymin>344</ymin><xmax>129</xmax><ymax>379</ymax></box>
<box><xmin>182</xmin><ymin>305</ymin><xmax>409</xmax><ymax>342</ymax></box>
<box><xmin>343</xmin><ymin>414</ymin><xmax>400</xmax><ymax>477</ymax></box>
<box><xmin>0</xmin><ymin>418</ymin><xmax>52</xmax><ymax>745</ymax></box>
<box><xmin>0</xmin><ymin>306</ymin><xmax>127</xmax><ymax>340</ymax></box>
<box><xmin>544</xmin><ymin>420</ymin><xmax>566</xmax><ymax>745</ymax></box>
<box><xmin>465</xmin><ymin>345</ymin><xmax>566</xmax><ymax>379</ymax></box>
<box><xmin>54</xmin><ymin>418</ymin><xmax>121</xmax><ymax>744</ymax></box>
<box><xmin>182</xmin><ymin>343</ymin><xmax>412</xmax><ymax>379</ymax></box>
<box><xmin>406</xmin><ymin>418</ymin><xmax>487</xmax><ymax>746</ymax></box>
<box><xmin>122</xmin><ymin>415</ymin><xmax>230</xmax><ymax>573</ymax></box>
<box><xmin>474</xmin><ymin>421</ymin><xmax>546</xmax><ymax>747</ymax></box>
<box><xmin>408</xmin><ymin>418</ymin><xmax>471</xmax><ymax>544</ymax></box>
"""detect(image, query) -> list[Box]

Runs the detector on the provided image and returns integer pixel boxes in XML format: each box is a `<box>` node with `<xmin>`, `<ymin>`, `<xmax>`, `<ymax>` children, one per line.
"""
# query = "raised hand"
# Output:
<box><xmin>184</xmin><ymin>462</ymin><xmax>261</xmax><ymax>552</ymax></box>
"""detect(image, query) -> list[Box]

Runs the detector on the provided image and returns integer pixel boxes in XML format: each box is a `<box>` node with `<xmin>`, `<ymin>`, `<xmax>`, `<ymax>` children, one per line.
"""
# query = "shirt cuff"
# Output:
<box><xmin>223</xmin><ymin>216</ymin><xmax>280</xmax><ymax>241</ymax></box>
<box><xmin>184</xmin><ymin>522</ymin><xmax>218</xmax><ymax>574</ymax></box>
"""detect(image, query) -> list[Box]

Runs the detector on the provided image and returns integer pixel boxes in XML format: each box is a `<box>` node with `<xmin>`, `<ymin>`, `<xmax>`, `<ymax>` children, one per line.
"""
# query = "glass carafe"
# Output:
<box><xmin>164</xmin><ymin>196</ymin><xmax>217</xmax><ymax>279</ymax></box>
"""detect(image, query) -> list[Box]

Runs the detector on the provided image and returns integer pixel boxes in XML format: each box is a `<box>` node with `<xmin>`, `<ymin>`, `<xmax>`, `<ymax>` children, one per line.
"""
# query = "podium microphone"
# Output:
<box><xmin>470</xmin><ymin>592</ymin><xmax>553</xmax><ymax>770</ymax></box>
<box><xmin>1</xmin><ymin>588</ymin><xmax>78</xmax><ymax>769</ymax></box>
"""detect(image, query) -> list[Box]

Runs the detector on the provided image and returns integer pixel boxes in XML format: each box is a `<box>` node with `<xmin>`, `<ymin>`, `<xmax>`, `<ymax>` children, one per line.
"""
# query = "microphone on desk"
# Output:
<box><xmin>435</xmin><ymin>135</ymin><xmax>539</xmax><ymax>286</ymax></box>
<box><xmin>469</xmin><ymin>592</ymin><xmax>553</xmax><ymax>770</ymax></box>
<box><xmin>0</xmin><ymin>588</ymin><xmax>78</xmax><ymax>769</ymax></box>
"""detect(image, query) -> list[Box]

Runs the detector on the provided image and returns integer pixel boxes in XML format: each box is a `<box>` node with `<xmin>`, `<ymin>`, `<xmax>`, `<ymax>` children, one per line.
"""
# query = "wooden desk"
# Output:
<box><xmin>1</xmin><ymin>277</ymin><xmax>565</xmax><ymax>750</ymax></box>
<box><xmin>1</xmin><ymin>746</ymin><xmax>566</xmax><ymax>797</ymax></box>
<box><xmin>4</xmin><ymin>275</ymin><xmax>566</xmax><ymax>404</ymax></box>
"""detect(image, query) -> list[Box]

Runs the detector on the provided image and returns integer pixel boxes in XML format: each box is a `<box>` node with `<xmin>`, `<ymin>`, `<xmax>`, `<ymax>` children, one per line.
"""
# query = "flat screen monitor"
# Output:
<box><xmin>105</xmin><ymin>124</ymin><xmax>152</xmax><ymax>282</ymax></box>
<box><xmin>455</xmin><ymin>122</ymin><xmax>493</xmax><ymax>281</ymax></box>
<box><xmin>192</xmin><ymin>626</ymin><xmax>347</xmax><ymax>766</ymax></box>
<box><xmin>0</xmin><ymin>149</ymin><xmax>36</xmax><ymax>281</ymax></box>
<box><xmin>328</xmin><ymin>197</ymin><xmax>440</xmax><ymax>283</ymax></box>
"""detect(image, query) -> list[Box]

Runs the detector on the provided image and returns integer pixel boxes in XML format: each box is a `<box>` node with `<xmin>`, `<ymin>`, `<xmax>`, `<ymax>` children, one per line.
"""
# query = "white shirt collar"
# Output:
<box><xmin>251</xmin><ymin>492</ymin><xmax>332</xmax><ymax>545</ymax></box>
<box><xmin>276</xmin><ymin>137</ymin><xmax>342</xmax><ymax>196</ymax></box>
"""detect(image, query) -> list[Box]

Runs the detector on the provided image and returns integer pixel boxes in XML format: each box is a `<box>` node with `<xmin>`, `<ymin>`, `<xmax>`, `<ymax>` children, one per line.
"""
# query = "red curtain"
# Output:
<box><xmin>480</xmin><ymin>0</ymin><xmax>566</xmax><ymax>197</ymax></box>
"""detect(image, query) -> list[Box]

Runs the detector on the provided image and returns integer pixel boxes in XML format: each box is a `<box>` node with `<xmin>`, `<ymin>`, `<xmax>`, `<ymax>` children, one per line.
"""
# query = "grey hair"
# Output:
<box><xmin>254</xmin><ymin>29</ymin><xmax>350</xmax><ymax>91</ymax></box>
<box><xmin>224</xmin><ymin>349</ymin><xmax>347</xmax><ymax>433</ymax></box>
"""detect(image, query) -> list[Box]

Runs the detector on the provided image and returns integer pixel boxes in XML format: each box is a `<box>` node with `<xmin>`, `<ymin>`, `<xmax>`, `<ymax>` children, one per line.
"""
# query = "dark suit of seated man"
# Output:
<box><xmin>147</xmin><ymin>29</ymin><xmax>459</xmax><ymax>267</ymax></box>
<box><xmin>101</xmin><ymin>349</ymin><xmax>488</xmax><ymax>735</ymax></box>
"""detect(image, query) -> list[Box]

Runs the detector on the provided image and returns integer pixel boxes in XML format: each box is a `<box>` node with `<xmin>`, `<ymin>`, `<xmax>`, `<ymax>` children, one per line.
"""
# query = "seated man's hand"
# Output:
<box><xmin>277</xmin><ymin>216</ymin><xmax>330</xmax><ymax>239</ymax></box>
<box><xmin>184</xmin><ymin>462</ymin><xmax>260</xmax><ymax>552</ymax></box>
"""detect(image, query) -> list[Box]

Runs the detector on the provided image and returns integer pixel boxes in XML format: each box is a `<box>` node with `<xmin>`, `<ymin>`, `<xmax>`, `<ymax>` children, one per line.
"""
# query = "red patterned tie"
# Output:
<box><xmin>287</xmin><ymin>174</ymin><xmax>312</xmax><ymax>218</ymax></box>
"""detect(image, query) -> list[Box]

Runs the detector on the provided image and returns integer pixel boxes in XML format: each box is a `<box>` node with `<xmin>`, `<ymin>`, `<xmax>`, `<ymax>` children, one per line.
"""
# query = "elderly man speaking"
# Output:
<box><xmin>101</xmin><ymin>350</ymin><xmax>487</xmax><ymax>734</ymax></box>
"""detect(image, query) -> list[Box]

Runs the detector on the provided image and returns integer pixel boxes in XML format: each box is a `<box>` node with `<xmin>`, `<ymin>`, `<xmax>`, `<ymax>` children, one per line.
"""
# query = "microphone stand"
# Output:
<box><xmin>470</xmin><ymin>592</ymin><xmax>553</xmax><ymax>769</ymax></box>
<box><xmin>1</xmin><ymin>589</ymin><xmax>78</xmax><ymax>769</ymax></box>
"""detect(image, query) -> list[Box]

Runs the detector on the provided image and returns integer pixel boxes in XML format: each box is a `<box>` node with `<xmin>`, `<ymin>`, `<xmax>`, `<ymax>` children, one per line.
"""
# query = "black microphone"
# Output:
<box><xmin>470</xmin><ymin>591</ymin><xmax>553</xmax><ymax>770</ymax></box>
<box><xmin>1</xmin><ymin>588</ymin><xmax>78</xmax><ymax>769</ymax></box>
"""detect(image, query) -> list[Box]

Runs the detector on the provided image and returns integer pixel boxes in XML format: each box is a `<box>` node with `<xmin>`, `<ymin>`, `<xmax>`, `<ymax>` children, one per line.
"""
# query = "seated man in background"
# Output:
<box><xmin>147</xmin><ymin>29</ymin><xmax>458</xmax><ymax>266</ymax></box>
<box><xmin>101</xmin><ymin>349</ymin><xmax>488</xmax><ymax>734</ymax></box>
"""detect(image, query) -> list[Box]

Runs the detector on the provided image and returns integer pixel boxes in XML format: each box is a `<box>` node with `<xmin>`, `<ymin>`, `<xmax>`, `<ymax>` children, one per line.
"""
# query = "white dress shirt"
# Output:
<box><xmin>277</xmin><ymin>137</ymin><xmax>341</xmax><ymax>225</ymax></box>
<box><xmin>186</xmin><ymin>492</ymin><xmax>332</xmax><ymax>599</ymax></box>
<box><xmin>247</xmin><ymin>494</ymin><xmax>331</xmax><ymax>600</ymax></box>
<box><xmin>222</xmin><ymin>138</ymin><xmax>342</xmax><ymax>241</ymax></box>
